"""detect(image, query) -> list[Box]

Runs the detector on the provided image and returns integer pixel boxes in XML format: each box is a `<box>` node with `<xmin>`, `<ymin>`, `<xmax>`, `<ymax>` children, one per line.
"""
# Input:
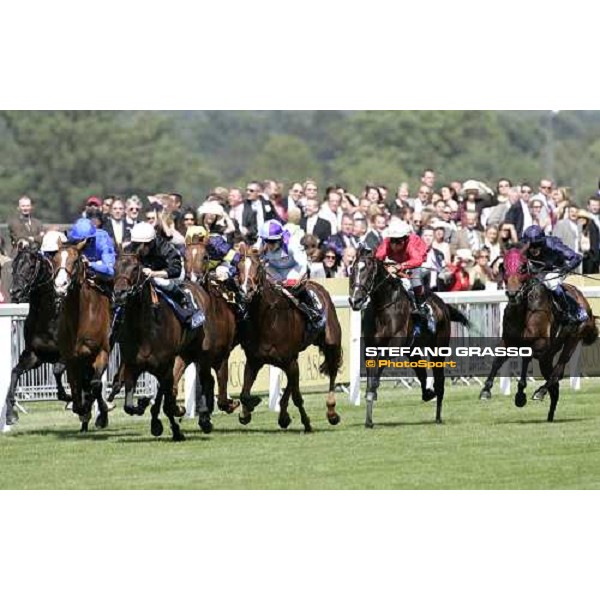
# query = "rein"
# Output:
<box><xmin>15</xmin><ymin>252</ymin><xmax>54</xmax><ymax>297</ymax></box>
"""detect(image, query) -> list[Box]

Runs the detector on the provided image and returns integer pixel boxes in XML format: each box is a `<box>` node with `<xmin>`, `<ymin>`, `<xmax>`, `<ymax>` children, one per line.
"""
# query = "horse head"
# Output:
<box><xmin>113</xmin><ymin>251</ymin><xmax>144</xmax><ymax>306</ymax></box>
<box><xmin>502</xmin><ymin>247</ymin><xmax>531</xmax><ymax>305</ymax></box>
<box><xmin>237</xmin><ymin>242</ymin><xmax>262</xmax><ymax>302</ymax></box>
<box><xmin>184</xmin><ymin>239</ymin><xmax>210</xmax><ymax>283</ymax></box>
<box><xmin>10</xmin><ymin>246</ymin><xmax>47</xmax><ymax>303</ymax></box>
<box><xmin>52</xmin><ymin>241</ymin><xmax>86</xmax><ymax>299</ymax></box>
<box><xmin>348</xmin><ymin>245</ymin><xmax>378</xmax><ymax>311</ymax></box>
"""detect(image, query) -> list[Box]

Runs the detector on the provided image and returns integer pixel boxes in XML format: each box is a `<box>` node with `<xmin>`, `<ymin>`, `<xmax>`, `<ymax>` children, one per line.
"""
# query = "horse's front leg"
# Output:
<box><xmin>365</xmin><ymin>363</ymin><xmax>384</xmax><ymax>429</ymax></box>
<box><xmin>479</xmin><ymin>354</ymin><xmax>510</xmax><ymax>400</ymax></box>
<box><xmin>239</xmin><ymin>358</ymin><xmax>263</xmax><ymax>426</ymax></box>
<box><xmin>5</xmin><ymin>350</ymin><xmax>40</xmax><ymax>425</ymax></box>
<box><xmin>216</xmin><ymin>360</ymin><xmax>239</xmax><ymax>413</ymax></box>
<box><xmin>514</xmin><ymin>356</ymin><xmax>532</xmax><ymax>408</ymax></box>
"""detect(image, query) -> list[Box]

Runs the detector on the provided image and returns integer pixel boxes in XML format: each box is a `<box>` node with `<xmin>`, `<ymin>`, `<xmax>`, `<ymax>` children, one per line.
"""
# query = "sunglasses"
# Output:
<box><xmin>128</xmin><ymin>207</ymin><xmax>139</xmax><ymax>212</ymax></box>
<box><xmin>522</xmin><ymin>190</ymin><xmax>532</xmax><ymax>194</ymax></box>
<box><xmin>324</xmin><ymin>255</ymin><xmax>336</xmax><ymax>259</ymax></box>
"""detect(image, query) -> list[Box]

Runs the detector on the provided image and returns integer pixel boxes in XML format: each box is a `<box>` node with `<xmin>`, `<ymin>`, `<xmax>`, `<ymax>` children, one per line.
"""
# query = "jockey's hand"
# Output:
<box><xmin>142</xmin><ymin>267</ymin><xmax>154</xmax><ymax>278</ymax></box>
<box><xmin>385</xmin><ymin>264</ymin><xmax>398</xmax><ymax>276</ymax></box>
<box><xmin>81</xmin><ymin>255</ymin><xmax>89</xmax><ymax>266</ymax></box>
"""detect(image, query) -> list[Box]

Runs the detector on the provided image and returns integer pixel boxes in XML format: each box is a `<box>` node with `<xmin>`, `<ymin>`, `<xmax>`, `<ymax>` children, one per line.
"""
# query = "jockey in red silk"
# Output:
<box><xmin>521</xmin><ymin>225</ymin><xmax>587</xmax><ymax>323</ymax></box>
<box><xmin>375</xmin><ymin>220</ymin><xmax>435</xmax><ymax>332</ymax></box>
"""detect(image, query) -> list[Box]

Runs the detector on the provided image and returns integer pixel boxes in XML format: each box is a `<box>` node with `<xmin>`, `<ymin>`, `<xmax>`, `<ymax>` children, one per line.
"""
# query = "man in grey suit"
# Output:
<box><xmin>7</xmin><ymin>196</ymin><xmax>44</xmax><ymax>256</ymax></box>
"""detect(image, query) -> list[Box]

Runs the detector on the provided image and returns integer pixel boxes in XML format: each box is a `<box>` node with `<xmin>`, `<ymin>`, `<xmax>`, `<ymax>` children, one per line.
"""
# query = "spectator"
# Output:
<box><xmin>300</xmin><ymin>197</ymin><xmax>331</xmax><ymax>245</ymax></box>
<box><xmin>104</xmin><ymin>197</ymin><xmax>129</xmax><ymax>251</ymax></box>
<box><xmin>363</xmin><ymin>213</ymin><xmax>387</xmax><ymax>250</ymax></box>
<box><xmin>415</xmin><ymin>185</ymin><xmax>432</xmax><ymax>210</ymax></box>
<box><xmin>322</xmin><ymin>243</ymin><xmax>345</xmax><ymax>278</ymax></box>
<box><xmin>456</xmin><ymin>210</ymin><xmax>485</xmax><ymax>253</ymax></box>
<box><xmin>228</xmin><ymin>187</ymin><xmax>256</xmax><ymax>242</ymax></box>
<box><xmin>301</xmin><ymin>234</ymin><xmax>326</xmax><ymax>278</ymax></box>
<box><xmin>498</xmin><ymin>221</ymin><xmax>519</xmax><ymax>254</ymax></box>
<box><xmin>421</xmin><ymin>226</ymin><xmax>445</xmax><ymax>292</ymax></box>
<box><xmin>319</xmin><ymin>189</ymin><xmax>343</xmax><ymax>234</ymax></box>
<box><xmin>286</xmin><ymin>182</ymin><xmax>304</xmax><ymax>211</ymax></box>
<box><xmin>328</xmin><ymin>213</ymin><xmax>359</xmax><ymax>250</ymax></box>
<box><xmin>431</xmin><ymin>223</ymin><xmax>452</xmax><ymax>264</ymax></box>
<box><xmin>270</xmin><ymin>182</ymin><xmax>289</xmax><ymax>223</ymax></box>
<box><xmin>82</xmin><ymin>196</ymin><xmax>103</xmax><ymax>218</ymax></box>
<box><xmin>529</xmin><ymin>198</ymin><xmax>552</xmax><ymax>234</ymax></box>
<box><xmin>341</xmin><ymin>246</ymin><xmax>357</xmax><ymax>277</ymax></box>
<box><xmin>364</xmin><ymin>185</ymin><xmax>383</xmax><ymax>205</ymax></box>
<box><xmin>390</xmin><ymin>183</ymin><xmax>410</xmax><ymax>213</ymax></box>
<box><xmin>125</xmin><ymin>196</ymin><xmax>142</xmax><ymax>233</ymax></box>
<box><xmin>340</xmin><ymin>193</ymin><xmax>359</xmax><ymax>216</ymax></box>
<box><xmin>495</xmin><ymin>178</ymin><xmax>512</xmax><ymax>203</ymax></box>
<box><xmin>283</xmin><ymin>206</ymin><xmax>305</xmax><ymax>249</ymax></box>
<box><xmin>180</xmin><ymin>209</ymin><xmax>197</xmax><ymax>235</ymax></box>
<box><xmin>421</xmin><ymin>168</ymin><xmax>436</xmax><ymax>190</ymax></box>
<box><xmin>552</xmin><ymin>204</ymin><xmax>581</xmax><ymax>261</ymax></box>
<box><xmin>470</xmin><ymin>249</ymin><xmax>494</xmax><ymax>290</ymax></box>
<box><xmin>198</xmin><ymin>200</ymin><xmax>235</xmax><ymax>244</ymax></box>
<box><xmin>246</xmin><ymin>181</ymin><xmax>276</xmax><ymax>231</ymax></box>
<box><xmin>145</xmin><ymin>208</ymin><xmax>158</xmax><ymax>228</ymax></box>
<box><xmin>301</xmin><ymin>180</ymin><xmax>319</xmax><ymax>216</ymax></box>
<box><xmin>586</xmin><ymin>196</ymin><xmax>600</xmax><ymax>230</ymax></box>
<box><xmin>504</xmin><ymin>186</ymin><xmax>532</xmax><ymax>238</ymax></box>
<box><xmin>352</xmin><ymin>213</ymin><xmax>368</xmax><ymax>243</ymax></box>
<box><xmin>0</xmin><ymin>233</ymin><xmax>12</xmax><ymax>301</ymax></box>
<box><xmin>577</xmin><ymin>209</ymin><xmax>600</xmax><ymax>274</ymax></box>
<box><xmin>552</xmin><ymin>187</ymin><xmax>570</xmax><ymax>222</ymax></box>
<box><xmin>483</xmin><ymin>225</ymin><xmax>501</xmax><ymax>263</ymax></box>
<box><xmin>102</xmin><ymin>196</ymin><xmax>113</xmax><ymax>217</ymax></box>
<box><xmin>482</xmin><ymin>183</ymin><xmax>512</xmax><ymax>228</ymax></box>
<box><xmin>446</xmin><ymin>249</ymin><xmax>473</xmax><ymax>292</ymax></box>
<box><xmin>531</xmin><ymin>178</ymin><xmax>555</xmax><ymax>222</ymax></box>
<box><xmin>7</xmin><ymin>195</ymin><xmax>44</xmax><ymax>255</ymax></box>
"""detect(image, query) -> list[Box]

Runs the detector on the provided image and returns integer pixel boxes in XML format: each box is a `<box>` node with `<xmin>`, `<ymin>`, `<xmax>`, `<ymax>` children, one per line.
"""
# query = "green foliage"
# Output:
<box><xmin>1</xmin><ymin>110</ymin><xmax>600</xmax><ymax>223</ymax></box>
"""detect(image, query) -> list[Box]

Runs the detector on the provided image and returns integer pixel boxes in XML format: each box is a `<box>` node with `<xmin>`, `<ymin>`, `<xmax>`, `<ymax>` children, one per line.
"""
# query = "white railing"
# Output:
<box><xmin>4</xmin><ymin>287</ymin><xmax>600</xmax><ymax>430</ymax></box>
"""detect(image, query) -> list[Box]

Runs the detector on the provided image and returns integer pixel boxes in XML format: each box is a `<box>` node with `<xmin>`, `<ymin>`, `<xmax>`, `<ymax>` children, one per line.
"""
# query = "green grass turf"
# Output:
<box><xmin>2</xmin><ymin>378</ymin><xmax>600</xmax><ymax>489</ymax></box>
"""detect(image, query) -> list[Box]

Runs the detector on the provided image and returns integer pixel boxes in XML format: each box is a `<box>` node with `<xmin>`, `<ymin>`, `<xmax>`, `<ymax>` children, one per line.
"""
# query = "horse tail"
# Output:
<box><xmin>447</xmin><ymin>304</ymin><xmax>470</xmax><ymax>328</ymax></box>
<box><xmin>582</xmin><ymin>315</ymin><xmax>600</xmax><ymax>346</ymax></box>
<box><xmin>319</xmin><ymin>345</ymin><xmax>343</xmax><ymax>377</ymax></box>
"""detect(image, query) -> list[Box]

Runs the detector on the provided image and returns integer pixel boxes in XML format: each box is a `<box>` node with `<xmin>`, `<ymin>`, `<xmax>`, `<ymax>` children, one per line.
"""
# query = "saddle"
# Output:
<box><xmin>279</xmin><ymin>282</ymin><xmax>326</xmax><ymax>334</ymax></box>
<box><xmin>155</xmin><ymin>287</ymin><xmax>205</xmax><ymax>330</ymax></box>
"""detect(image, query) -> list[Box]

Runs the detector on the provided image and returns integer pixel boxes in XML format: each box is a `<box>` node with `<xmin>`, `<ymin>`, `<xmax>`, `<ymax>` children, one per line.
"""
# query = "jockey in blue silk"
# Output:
<box><xmin>67</xmin><ymin>218</ymin><xmax>115</xmax><ymax>279</ymax></box>
<box><xmin>258</xmin><ymin>220</ymin><xmax>322</xmax><ymax>327</ymax></box>
<box><xmin>521</xmin><ymin>224</ymin><xmax>587</xmax><ymax>323</ymax></box>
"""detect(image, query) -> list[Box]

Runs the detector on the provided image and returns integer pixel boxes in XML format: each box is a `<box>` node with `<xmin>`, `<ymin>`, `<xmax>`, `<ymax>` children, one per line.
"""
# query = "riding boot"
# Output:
<box><xmin>298</xmin><ymin>302</ymin><xmax>323</xmax><ymax>328</ymax></box>
<box><xmin>413</xmin><ymin>285</ymin><xmax>436</xmax><ymax>333</ymax></box>
<box><xmin>170</xmin><ymin>285</ymin><xmax>191</xmax><ymax>311</ymax></box>
<box><xmin>554</xmin><ymin>285</ymin><xmax>587</xmax><ymax>323</ymax></box>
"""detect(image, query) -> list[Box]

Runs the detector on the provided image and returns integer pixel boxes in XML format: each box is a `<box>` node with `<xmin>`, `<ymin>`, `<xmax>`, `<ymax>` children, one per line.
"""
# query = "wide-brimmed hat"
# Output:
<box><xmin>455</xmin><ymin>248</ymin><xmax>474</xmax><ymax>263</ymax></box>
<box><xmin>577</xmin><ymin>209</ymin><xmax>593</xmax><ymax>221</ymax></box>
<box><xmin>197</xmin><ymin>200</ymin><xmax>225</xmax><ymax>218</ymax></box>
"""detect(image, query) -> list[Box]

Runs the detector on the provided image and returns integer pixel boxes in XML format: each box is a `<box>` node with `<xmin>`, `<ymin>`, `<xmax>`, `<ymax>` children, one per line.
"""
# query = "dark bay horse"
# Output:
<box><xmin>348</xmin><ymin>246</ymin><xmax>470</xmax><ymax>428</ymax></box>
<box><xmin>235</xmin><ymin>245</ymin><xmax>343</xmax><ymax>432</ymax></box>
<box><xmin>179</xmin><ymin>240</ymin><xmax>239</xmax><ymax>428</ymax></box>
<box><xmin>4</xmin><ymin>246</ymin><xmax>70</xmax><ymax>425</ymax></box>
<box><xmin>108</xmin><ymin>252</ymin><xmax>207</xmax><ymax>441</ymax></box>
<box><xmin>52</xmin><ymin>243</ymin><xmax>113</xmax><ymax>432</ymax></box>
<box><xmin>479</xmin><ymin>247</ymin><xmax>598</xmax><ymax>421</ymax></box>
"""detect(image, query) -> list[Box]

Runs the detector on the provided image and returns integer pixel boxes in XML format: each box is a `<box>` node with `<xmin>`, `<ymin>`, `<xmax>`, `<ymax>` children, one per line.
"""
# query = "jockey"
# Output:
<box><xmin>375</xmin><ymin>219</ymin><xmax>435</xmax><ymax>332</ymax></box>
<box><xmin>259</xmin><ymin>219</ymin><xmax>323</xmax><ymax>327</ymax></box>
<box><xmin>130</xmin><ymin>221</ymin><xmax>193</xmax><ymax>310</ymax></box>
<box><xmin>521</xmin><ymin>225</ymin><xmax>587</xmax><ymax>323</ymax></box>
<box><xmin>66</xmin><ymin>218</ymin><xmax>115</xmax><ymax>286</ymax></box>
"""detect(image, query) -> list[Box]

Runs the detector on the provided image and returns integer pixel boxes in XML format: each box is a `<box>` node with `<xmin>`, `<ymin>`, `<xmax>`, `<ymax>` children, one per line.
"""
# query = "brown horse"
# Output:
<box><xmin>180</xmin><ymin>240</ymin><xmax>240</xmax><ymax>426</ymax></box>
<box><xmin>479</xmin><ymin>247</ymin><xmax>599</xmax><ymax>421</ymax></box>
<box><xmin>4</xmin><ymin>245</ymin><xmax>70</xmax><ymax>425</ymax></box>
<box><xmin>235</xmin><ymin>245</ymin><xmax>342</xmax><ymax>432</ymax></box>
<box><xmin>108</xmin><ymin>252</ymin><xmax>208</xmax><ymax>441</ymax></box>
<box><xmin>52</xmin><ymin>243</ymin><xmax>113</xmax><ymax>432</ymax></box>
<box><xmin>348</xmin><ymin>245</ymin><xmax>470</xmax><ymax>428</ymax></box>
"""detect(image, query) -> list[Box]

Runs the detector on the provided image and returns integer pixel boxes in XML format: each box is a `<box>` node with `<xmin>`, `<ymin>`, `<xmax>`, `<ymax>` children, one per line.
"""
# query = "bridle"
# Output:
<box><xmin>12</xmin><ymin>250</ymin><xmax>54</xmax><ymax>299</ymax></box>
<box><xmin>113</xmin><ymin>255</ymin><xmax>147</xmax><ymax>305</ymax></box>
<box><xmin>350</xmin><ymin>255</ymin><xmax>392</xmax><ymax>306</ymax></box>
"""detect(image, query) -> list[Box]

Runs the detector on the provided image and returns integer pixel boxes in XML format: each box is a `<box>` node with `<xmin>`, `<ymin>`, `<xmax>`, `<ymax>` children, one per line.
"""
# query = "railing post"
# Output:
<box><xmin>349</xmin><ymin>308</ymin><xmax>362</xmax><ymax>406</ymax></box>
<box><xmin>0</xmin><ymin>315</ymin><xmax>13</xmax><ymax>432</ymax></box>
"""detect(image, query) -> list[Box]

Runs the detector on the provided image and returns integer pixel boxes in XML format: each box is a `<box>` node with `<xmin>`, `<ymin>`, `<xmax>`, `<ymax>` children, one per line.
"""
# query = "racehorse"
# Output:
<box><xmin>4</xmin><ymin>245</ymin><xmax>71</xmax><ymax>425</ymax></box>
<box><xmin>52</xmin><ymin>242</ymin><xmax>113</xmax><ymax>432</ymax></box>
<box><xmin>107</xmin><ymin>251</ymin><xmax>206</xmax><ymax>441</ymax></box>
<box><xmin>479</xmin><ymin>247</ymin><xmax>598</xmax><ymax>421</ymax></box>
<box><xmin>180</xmin><ymin>239</ymin><xmax>240</xmax><ymax>428</ymax></box>
<box><xmin>348</xmin><ymin>245</ymin><xmax>470</xmax><ymax>428</ymax></box>
<box><xmin>235</xmin><ymin>244</ymin><xmax>343</xmax><ymax>432</ymax></box>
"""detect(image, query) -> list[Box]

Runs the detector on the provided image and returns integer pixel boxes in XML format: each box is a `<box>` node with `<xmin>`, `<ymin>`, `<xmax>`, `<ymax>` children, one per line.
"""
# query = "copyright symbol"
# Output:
<box><xmin>366</xmin><ymin>360</ymin><xmax>376</xmax><ymax>368</ymax></box>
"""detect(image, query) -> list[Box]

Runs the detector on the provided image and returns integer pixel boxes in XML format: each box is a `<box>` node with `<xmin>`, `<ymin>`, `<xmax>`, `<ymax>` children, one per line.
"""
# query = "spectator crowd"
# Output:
<box><xmin>2</xmin><ymin>169</ymin><xmax>600</xmax><ymax>302</ymax></box>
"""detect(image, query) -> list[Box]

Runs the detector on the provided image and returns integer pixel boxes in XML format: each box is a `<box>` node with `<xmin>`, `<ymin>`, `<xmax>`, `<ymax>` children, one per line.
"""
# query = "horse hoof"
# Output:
<box><xmin>198</xmin><ymin>418</ymin><xmax>213</xmax><ymax>434</ymax></box>
<box><xmin>172</xmin><ymin>431</ymin><xmax>186</xmax><ymax>442</ymax></box>
<box><xmin>304</xmin><ymin>425</ymin><xmax>313</xmax><ymax>434</ymax></box>
<box><xmin>173</xmin><ymin>404</ymin><xmax>186</xmax><ymax>418</ymax></box>
<box><xmin>327</xmin><ymin>413</ymin><xmax>341</xmax><ymax>426</ymax></box>
<box><xmin>278</xmin><ymin>414</ymin><xmax>292</xmax><ymax>429</ymax></box>
<box><xmin>137</xmin><ymin>397</ymin><xmax>152</xmax><ymax>413</ymax></box>
<box><xmin>5</xmin><ymin>411</ymin><xmax>19</xmax><ymax>425</ymax></box>
<box><xmin>436</xmin><ymin>418</ymin><xmax>443</xmax><ymax>425</ymax></box>
<box><xmin>95</xmin><ymin>413</ymin><xmax>108</xmax><ymax>429</ymax></box>
<box><xmin>514</xmin><ymin>392</ymin><xmax>527</xmax><ymax>408</ymax></box>
<box><xmin>151</xmin><ymin>419</ymin><xmax>164</xmax><ymax>437</ymax></box>
<box><xmin>241</xmin><ymin>395</ymin><xmax>262</xmax><ymax>409</ymax></box>
<box><xmin>533</xmin><ymin>389</ymin><xmax>546</xmax><ymax>402</ymax></box>
<box><xmin>79</xmin><ymin>423</ymin><xmax>89</xmax><ymax>434</ymax></box>
<box><xmin>365</xmin><ymin>422</ymin><xmax>374</xmax><ymax>429</ymax></box>
<box><xmin>124</xmin><ymin>405</ymin><xmax>139</xmax><ymax>416</ymax></box>
<box><xmin>239</xmin><ymin>414</ymin><xmax>252</xmax><ymax>426</ymax></box>
<box><xmin>422</xmin><ymin>389</ymin><xmax>436</xmax><ymax>402</ymax></box>
<box><xmin>218</xmin><ymin>400</ymin><xmax>240</xmax><ymax>414</ymax></box>
<box><xmin>479</xmin><ymin>389</ymin><xmax>491</xmax><ymax>401</ymax></box>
